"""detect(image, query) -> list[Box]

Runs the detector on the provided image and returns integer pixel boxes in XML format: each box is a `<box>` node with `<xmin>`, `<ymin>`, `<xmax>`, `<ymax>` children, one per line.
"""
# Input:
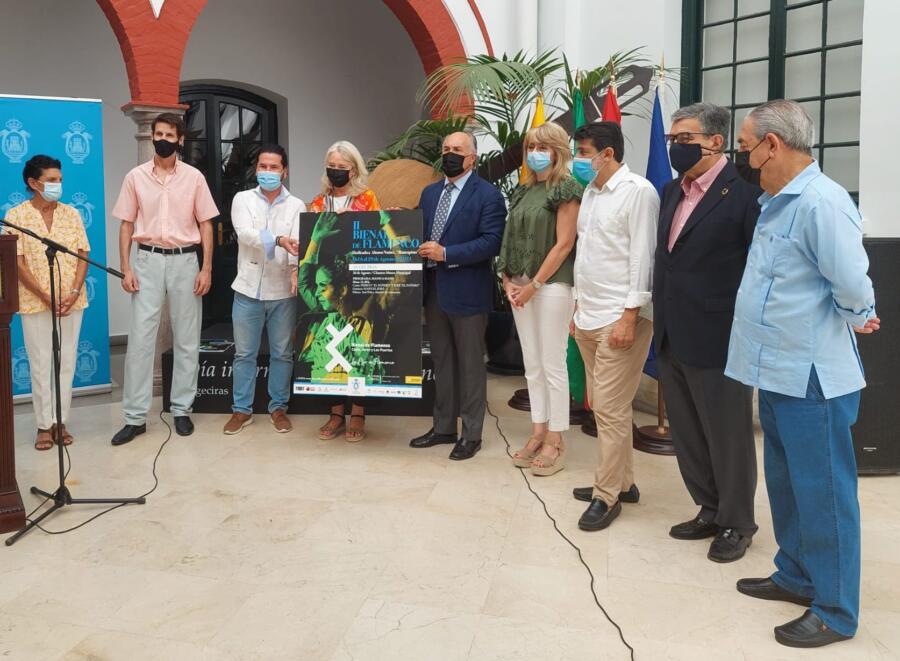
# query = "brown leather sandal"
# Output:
<box><xmin>52</xmin><ymin>423</ymin><xmax>74</xmax><ymax>446</ymax></box>
<box><xmin>35</xmin><ymin>428</ymin><xmax>54</xmax><ymax>451</ymax></box>
<box><xmin>318</xmin><ymin>413</ymin><xmax>346</xmax><ymax>440</ymax></box>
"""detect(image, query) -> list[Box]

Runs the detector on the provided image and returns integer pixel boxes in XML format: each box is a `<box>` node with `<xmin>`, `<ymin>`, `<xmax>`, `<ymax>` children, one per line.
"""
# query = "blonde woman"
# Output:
<box><xmin>306</xmin><ymin>141</ymin><xmax>380</xmax><ymax>441</ymax></box>
<box><xmin>497</xmin><ymin>121</ymin><xmax>582</xmax><ymax>476</ymax></box>
<box><xmin>308</xmin><ymin>140</ymin><xmax>380</xmax><ymax>214</ymax></box>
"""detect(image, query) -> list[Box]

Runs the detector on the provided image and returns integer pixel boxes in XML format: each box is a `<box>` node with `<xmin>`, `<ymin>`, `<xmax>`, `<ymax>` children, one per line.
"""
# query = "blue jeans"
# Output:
<box><xmin>759</xmin><ymin>367</ymin><xmax>861</xmax><ymax>637</ymax></box>
<box><xmin>232</xmin><ymin>292</ymin><xmax>297</xmax><ymax>414</ymax></box>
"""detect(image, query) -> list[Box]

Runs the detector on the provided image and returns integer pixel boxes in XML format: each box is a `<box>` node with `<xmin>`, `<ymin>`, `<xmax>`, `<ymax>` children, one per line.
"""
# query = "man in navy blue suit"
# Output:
<box><xmin>409</xmin><ymin>131</ymin><xmax>507</xmax><ymax>460</ymax></box>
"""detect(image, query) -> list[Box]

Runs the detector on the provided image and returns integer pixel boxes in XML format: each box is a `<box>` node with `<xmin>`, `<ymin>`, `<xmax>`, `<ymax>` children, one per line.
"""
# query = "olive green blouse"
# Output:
<box><xmin>496</xmin><ymin>176</ymin><xmax>583</xmax><ymax>285</ymax></box>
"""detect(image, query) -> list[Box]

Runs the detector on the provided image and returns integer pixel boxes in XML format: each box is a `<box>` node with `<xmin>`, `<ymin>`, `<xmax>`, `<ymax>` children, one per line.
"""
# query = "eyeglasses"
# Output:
<box><xmin>664</xmin><ymin>132</ymin><xmax>710</xmax><ymax>145</ymax></box>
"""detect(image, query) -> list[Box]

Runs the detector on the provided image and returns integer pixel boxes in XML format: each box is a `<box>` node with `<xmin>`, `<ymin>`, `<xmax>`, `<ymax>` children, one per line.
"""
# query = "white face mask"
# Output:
<box><xmin>39</xmin><ymin>181</ymin><xmax>62</xmax><ymax>202</ymax></box>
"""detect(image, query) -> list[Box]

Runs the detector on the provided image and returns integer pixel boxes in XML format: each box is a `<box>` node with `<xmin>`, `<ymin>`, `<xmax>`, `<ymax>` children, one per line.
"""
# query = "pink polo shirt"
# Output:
<box><xmin>112</xmin><ymin>159</ymin><xmax>219</xmax><ymax>248</ymax></box>
<box><xmin>667</xmin><ymin>155</ymin><xmax>728</xmax><ymax>252</ymax></box>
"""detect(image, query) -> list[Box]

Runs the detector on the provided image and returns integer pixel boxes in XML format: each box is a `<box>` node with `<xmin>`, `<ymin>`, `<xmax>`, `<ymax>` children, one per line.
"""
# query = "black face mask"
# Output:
<box><xmin>668</xmin><ymin>143</ymin><xmax>704</xmax><ymax>174</ymax></box>
<box><xmin>441</xmin><ymin>152</ymin><xmax>467</xmax><ymax>178</ymax></box>
<box><xmin>153</xmin><ymin>139</ymin><xmax>179</xmax><ymax>158</ymax></box>
<box><xmin>734</xmin><ymin>142</ymin><xmax>769</xmax><ymax>187</ymax></box>
<box><xmin>326</xmin><ymin>167</ymin><xmax>351</xmax><ymax>189</ymax></box>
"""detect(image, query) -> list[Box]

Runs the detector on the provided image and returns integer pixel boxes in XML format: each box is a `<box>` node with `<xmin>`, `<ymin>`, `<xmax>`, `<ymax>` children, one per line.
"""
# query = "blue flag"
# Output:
<box><xmin>646</xmin><ymin>88</ymin><xmax>672</xmax><ymax>196</ymax></box>
<box><xmin>643</xmin><ymin>88</ymin><xmax>673</xmax><ymax>379</ymax></box>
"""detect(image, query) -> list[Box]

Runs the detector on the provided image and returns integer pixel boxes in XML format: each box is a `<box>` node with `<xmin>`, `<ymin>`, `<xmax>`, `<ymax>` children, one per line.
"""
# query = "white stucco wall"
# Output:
<box><xmin>859</xmin><ymin>0</ymin><xmax>900</xmax><ymax>237</ymax></box>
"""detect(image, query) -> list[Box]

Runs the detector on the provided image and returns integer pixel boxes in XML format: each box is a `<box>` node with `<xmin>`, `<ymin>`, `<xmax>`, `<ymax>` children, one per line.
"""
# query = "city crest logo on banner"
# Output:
<box><xmin>75</xmin><ymin>341</ymin><xmax>99</xmax><ymax>383</ymax></box>
<box><xmin>70</xmin><ymin>192</ymin><xmax>94</xmax><ymax>228</ymax></box>
<box><xmin>12</xmin><ymin>346</ymin><xmax>31</xmax><ymax>391</ymax></box>
<box><xmin>2</xmin><ymin>191</ymin><xmax>26</xmax><ymax>215</ymax></box>
<box><xmin>63</xmin><ymin>121</ymin><xmax>92</xmax><ymax>164</ymax></box>
<box><xmin>0</xmin><ymin>118</ymin><xmax>29</xmax><ymax>163</ymax></box>
<box><xmin>85</xmin><ymin>275</ymin><xmax>97</xmax><ymax>304</ymax></box>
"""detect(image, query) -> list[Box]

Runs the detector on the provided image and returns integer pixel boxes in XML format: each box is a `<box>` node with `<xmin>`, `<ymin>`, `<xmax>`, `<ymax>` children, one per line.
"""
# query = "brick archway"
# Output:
<box><xmin>96</xmin><ymin>0</ymin><xmax>469</xmax><ymax>109</ymax></box>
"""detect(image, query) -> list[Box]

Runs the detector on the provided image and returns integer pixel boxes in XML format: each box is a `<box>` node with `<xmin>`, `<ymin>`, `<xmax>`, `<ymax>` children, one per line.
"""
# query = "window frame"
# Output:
<box><xmin>681</xmin><ymin>0</ymin><xmax>862</xmax><ymax>196</ymax></box>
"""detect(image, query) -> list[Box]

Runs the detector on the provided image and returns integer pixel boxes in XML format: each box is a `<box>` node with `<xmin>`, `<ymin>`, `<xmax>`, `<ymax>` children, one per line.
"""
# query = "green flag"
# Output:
<box><xmin>568</xmin><ymin>88</ymin><xmax>588</xmax><ymax>407</ymax></box>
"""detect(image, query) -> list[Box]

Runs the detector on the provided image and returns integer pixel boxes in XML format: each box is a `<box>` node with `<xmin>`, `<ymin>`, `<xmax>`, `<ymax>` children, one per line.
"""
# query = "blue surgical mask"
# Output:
<box><xmin>256</xmin><ymin>171</ymin><xmax>282</xmax><ymax>192</ymax></box>
<box><xmin>40</xmin><ymin>182</ymin><xmax>62</xmax><ymax>202</ymax></box>
<box><xmin>526</xmin><ymin>150</ymin><xmax>552</xmax><ymax>173</ymax></box>
<box><xmin>572</xmin><ymin>157</ymin><xmax>596</xmax><ymax>184</ymax></box>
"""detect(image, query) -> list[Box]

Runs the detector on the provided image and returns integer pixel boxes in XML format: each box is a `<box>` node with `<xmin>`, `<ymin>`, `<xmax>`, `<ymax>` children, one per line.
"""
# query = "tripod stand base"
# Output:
<box><xmin>4</xmin><ymin>484</ymin><xmax>146</xmax><ymax>546</ymax></box>
<box><xmin>633</xmin><ymin>425</ymin><xmax>676</xmax><ymax>456</ymax></box>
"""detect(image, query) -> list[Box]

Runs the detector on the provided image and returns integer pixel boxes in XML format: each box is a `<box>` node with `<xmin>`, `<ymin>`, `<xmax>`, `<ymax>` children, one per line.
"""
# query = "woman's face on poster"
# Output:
<box><xmin>315</xmin><ymin>268</ymin><xmax>336</xmax><ymax>310</ymax></box>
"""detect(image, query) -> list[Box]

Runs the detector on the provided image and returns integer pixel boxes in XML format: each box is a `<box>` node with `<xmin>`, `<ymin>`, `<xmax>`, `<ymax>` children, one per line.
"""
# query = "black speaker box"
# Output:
<box><xmin>854</xmin><ymin>238</ymin><xmax>900</xmax><ymax>475</ymax></box>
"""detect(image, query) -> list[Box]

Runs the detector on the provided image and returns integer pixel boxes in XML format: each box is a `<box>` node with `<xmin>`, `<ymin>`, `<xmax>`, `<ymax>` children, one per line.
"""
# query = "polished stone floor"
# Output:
<box><xmin>3</xmin><ymin>373</ymin><xmax>899</xmax><ymax>660</ymax></box>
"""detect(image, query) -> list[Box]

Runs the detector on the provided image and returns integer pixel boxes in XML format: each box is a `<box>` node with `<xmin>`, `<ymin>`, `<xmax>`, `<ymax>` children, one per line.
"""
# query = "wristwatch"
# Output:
<box><xmin>531</xmin><ymin>279</ymin><xmax>544</xmax><ymax>290</ymax></box>
<box><xmin>274</xmin><ymin>235</ymin><xmax>282</xmax><ymax>248</ymax></box>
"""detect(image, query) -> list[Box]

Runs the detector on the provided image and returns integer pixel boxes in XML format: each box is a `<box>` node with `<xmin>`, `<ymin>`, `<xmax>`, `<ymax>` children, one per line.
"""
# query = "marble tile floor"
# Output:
<box><xmin>2</xmin><ymin>374</ymin><xmax>899</xmax><ymax>661</ymax></box>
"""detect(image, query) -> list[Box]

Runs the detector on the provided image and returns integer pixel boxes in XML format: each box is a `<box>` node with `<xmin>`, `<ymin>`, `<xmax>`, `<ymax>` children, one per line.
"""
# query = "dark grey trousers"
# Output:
<box><xmin>424</xmin><ymin>272</ymin><xmax>488</xmax><ymax>442</ymax></box>
<box><xmin>658</xmin><ymin>340</ymin><xmax>758</xmax><ymax>535</ymax></box>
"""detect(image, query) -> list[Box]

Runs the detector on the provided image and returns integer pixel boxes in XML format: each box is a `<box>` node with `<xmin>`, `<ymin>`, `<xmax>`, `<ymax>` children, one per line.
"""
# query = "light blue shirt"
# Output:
<box><xmin>725</xmin><ymin>161</ymin><xmax>875</xmax><ymax>399</ymax></box>
<box><xmin>443</xmin><ymin>168</ymin><xmax>474</xmax><ymax>217</ymax></box>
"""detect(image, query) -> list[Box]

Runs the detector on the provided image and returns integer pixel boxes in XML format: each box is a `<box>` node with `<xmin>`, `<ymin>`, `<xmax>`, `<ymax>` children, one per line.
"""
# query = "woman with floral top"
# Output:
<box><xmin>305</xmin><ymin>141</ymin><xmax>380</xmax><ymax>441</ymax></box>
<box><xmin>3</xmin><ymin>155</ymin><xmax>90</xmax><ymax>450</ymax></box>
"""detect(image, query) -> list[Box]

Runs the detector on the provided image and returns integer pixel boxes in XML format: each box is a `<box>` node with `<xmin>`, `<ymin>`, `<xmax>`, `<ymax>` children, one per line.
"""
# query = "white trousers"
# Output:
<box><xmin>20</xmin><ymin>309</ymin><xmax>84</xmax><ymax>429</ymax></box>
<box><xmin>511</xmin><ymin>283</ymin><xmax>574</xmax><ymax>431</ymax></box>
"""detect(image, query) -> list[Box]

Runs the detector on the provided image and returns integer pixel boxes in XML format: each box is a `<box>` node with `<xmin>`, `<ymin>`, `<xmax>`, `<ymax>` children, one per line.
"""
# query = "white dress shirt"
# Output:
<box><xmin>231</xmin><ymin>186</ymin><xmax>306</xmax><ymax>300</ymax></box>
<box><xmin>573</xmin><ymin>163</ymin><xmax>659</xmax><ymax>330</ymax></box>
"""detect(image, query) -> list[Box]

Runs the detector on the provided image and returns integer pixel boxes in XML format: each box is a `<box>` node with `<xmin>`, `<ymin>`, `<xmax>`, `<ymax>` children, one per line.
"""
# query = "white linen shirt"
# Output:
<box><xmin>231</xmin><ymin>186</ymin><xmax>306</xmax><ymax>301</ymax></box>
<box><xmin>573</xmin><ymin>163</ymin><xmax>659</xmax><ymax>330</ymax></box>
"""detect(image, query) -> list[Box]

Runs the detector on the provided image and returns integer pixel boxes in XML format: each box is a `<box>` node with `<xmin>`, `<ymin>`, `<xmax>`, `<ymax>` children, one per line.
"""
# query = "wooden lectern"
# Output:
<box><xmin>0</xmin><ymin>234</ymin><xmax>25</xmax><ymax>533</ymax></box>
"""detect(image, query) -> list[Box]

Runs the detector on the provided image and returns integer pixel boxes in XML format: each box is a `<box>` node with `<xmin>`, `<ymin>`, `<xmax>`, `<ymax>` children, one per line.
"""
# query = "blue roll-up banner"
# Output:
<box><xmin>0</xmin><ymin>94</ymin><xmax>111</xmax><ymax>397</ymax></box>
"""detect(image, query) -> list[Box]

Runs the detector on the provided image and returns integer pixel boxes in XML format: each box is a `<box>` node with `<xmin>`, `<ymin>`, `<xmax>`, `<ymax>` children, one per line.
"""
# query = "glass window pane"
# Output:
<box><xmin>702</xmin><ymin>67</ymin><xmax>734</xmax><ymax>106</ymax></box>
<box><xmin>785</xmin><ymin>53</ymin><xmax>822</xmax><ymax>99</ymax></box>
<box><xmin>219</xmin><ymin>103</ymin><xmax>240</xmax><ymax>141</ymax></box>
<box><xmin>738</xmin><ymin>0</ymin><xmax>769</xmax><ymax>16</ymax></box>
<box><xmin>184</xmin><ymin>100</ymin><xmax>206</xmax><ymax>139</ymax></box>
<box><xmin>241</xmin><ymin>108</ymin><xmax>260</xmax><ymax>141</ymax></box>
<box><xmin>826</xmin><ymin>0</ymin><xmax>864</xmax><ymax>44</ymax></box>
<box><xmin>182</xmin><ymin>140</ymin><xmax>207</xmax><ymax>174</ymax></box>
<box><xmin>732</xmin><ymin>106</ymin><xmax>753</xmax><ymax>150</ymax></box>
<box><xmin>221</xmin><ymin>143</ymin><xmax>262</xmax><ymax>204</ymax></box>
<box><xmin>796</xmin><ymin>101</ymin><xmax>821</xmax><ymax>143</ymax></box>
<box><xmin>705</xmin><ymin>0</ymin><xmax>735</xmax><ymax>23</ymax></box>
<box><xmin>824</xmin><ymin>96</ymin><xmax>861</xmax><ymax>143</ymax></box>
<box><xmin>821</xmin><ymin>146</ymin><xmax>859</xmax><ymax>192</ymax></box>
<box><xmin>704</xmin><ymin>24</ymin><xmax>735</xmax><ymax>67</ymax></box>
<box><xmin>825</xmin><ymin>45</ymin><xmax>862</xmax><ymax>95</ymax></box>
<box><xmin>737</xmin><ymin>16</ymin><xmax>770</xmax><ymax>60</ymax></box>
<box><xmin>735</xmin><ymin>61</ymin><xmax>768</xmax><ymax>104</ymax></box>
<box><xmin>786</xmin><ymin>3</ymin><xmax>822</xmax><ymax>52</ymax></box>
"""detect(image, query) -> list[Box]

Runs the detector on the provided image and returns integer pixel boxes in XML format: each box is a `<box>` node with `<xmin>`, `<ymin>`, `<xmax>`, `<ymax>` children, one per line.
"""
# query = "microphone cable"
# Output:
<box><xmin>486</xmin><ymin>402</ymin><xmax>636</xmax><ymax>661</ymax></box>
<box><xmin>21</xmin><ymin>410</ymin><xmax>173</xmax><ymax>536</ymax></box>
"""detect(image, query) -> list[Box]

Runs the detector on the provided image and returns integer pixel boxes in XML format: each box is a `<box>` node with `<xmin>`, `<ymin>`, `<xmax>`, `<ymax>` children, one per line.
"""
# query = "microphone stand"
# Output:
<box><xmin>0</xmin><ymin>216</ymin><xmax>145</xmax><ymax>546</ymax></box>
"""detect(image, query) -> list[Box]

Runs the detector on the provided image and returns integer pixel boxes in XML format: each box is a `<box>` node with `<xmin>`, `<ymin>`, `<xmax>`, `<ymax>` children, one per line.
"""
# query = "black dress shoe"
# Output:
<box><xmin>111</xmin><ymin>424</ymin><xmax>146</xmax><ymax>446</ymax></box>
<box><xmin>708</xmin><ymin>528</ymin><xmax>752</xmax><ymax>563</ymax></box>
<box><xmin>572</xmin><ymin>484</ymin><xmax>640</xmax><ymax>504</ymax></box>
<box><xmin>578</xmin><ymin>499</ymin><xmax>621</xmax><ymax>531</ymax></box>
<box><xmin>775</xmin><ymin>610</ymin><xmax>851</xmax><ymax>648</ymax></box>
<box><xmin>174</xmin><ymin>416</ymin><xmax>194</xmax><ymax>437</ymax></box>
<box><xmin>736</xmin><ymin>577</ymin><xmax>813</xmax><ymax>607</ymax></box>
<box><xmin>409</xmin><ymin>428</ymin><xmax>458</xmax><ymax>448</ymax></box>
<box><xmin>449</xmin><ymin>438</ymin><xmax>481</xmax><ymax>461</ymax></box>
<box><xmin>669</xmin><ymin>513</ymin><xmax>719</xmax><ymax>540</ymax></box>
